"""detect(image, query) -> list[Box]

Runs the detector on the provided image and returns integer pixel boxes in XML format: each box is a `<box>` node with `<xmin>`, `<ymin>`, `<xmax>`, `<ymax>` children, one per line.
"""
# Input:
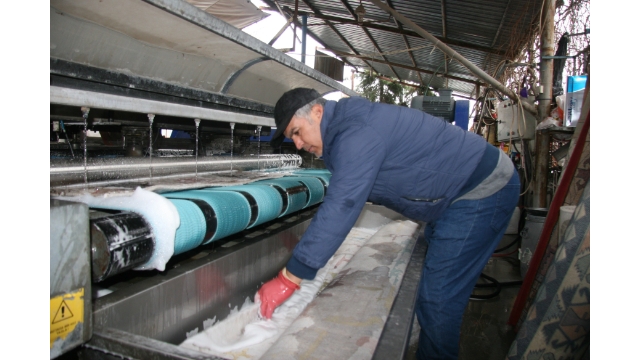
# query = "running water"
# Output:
<box><xmin>81</xmin><ymin>107</ymin><xmax>90</xmax><ymax>186</ymax></box>
<box><xmin>256</xmin><ymin>125</ymin><xmax>262</xmax><ymax>171</ymax></box>
<box><xmin>194</xmin><ymin>118</ymin><xmax>201</xmax><ymax>180</ymax></box>
<box><xmin>230</xmin><ymin>122</ymin><xmax>235</xmax><ymax>173</ymax></box>
<box><xmin>60</xmin><ymin>120</ymin><xmax>75</xmax><ymax>158</ymax></box>
<box><xmin>148</xmin><ymin>114</ymin><xmax>155</xmax><ymax>180</ymax></box>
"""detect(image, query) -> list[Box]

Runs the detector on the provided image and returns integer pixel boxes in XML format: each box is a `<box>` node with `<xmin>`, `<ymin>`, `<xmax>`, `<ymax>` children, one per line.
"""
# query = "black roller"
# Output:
<box><xmin>90</xmin><ymin>211</ymin><xmax>154</xmax><ymax>282</ymax></box>
<box><xmin>252</xmin><ymin>179</ymin><xmax>309</xmax><ymax>217</ymax></box>
<box><xmin>235</xmin><ymin>191</ymin><xmax>258</xmax><ymax>227</ymax></box>
<box><xmin>185</xmin><ymin>199</ymin><xmax>217</xmax><ymax>244</ymax></box>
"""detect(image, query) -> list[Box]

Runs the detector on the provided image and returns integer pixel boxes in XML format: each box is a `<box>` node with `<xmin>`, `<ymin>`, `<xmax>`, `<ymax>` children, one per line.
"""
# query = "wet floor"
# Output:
<box><xmin>405</xmin><ymin>234</ymin><xmax>522</xmax><ymax>360</ymax></box>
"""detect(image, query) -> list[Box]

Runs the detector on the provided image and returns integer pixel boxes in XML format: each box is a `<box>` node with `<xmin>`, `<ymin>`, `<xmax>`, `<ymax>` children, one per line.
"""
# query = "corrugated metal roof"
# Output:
<box><xmin>264</xmin><ymin>0</ymin><xmax>544</xmax><ymax>99</ymax></box>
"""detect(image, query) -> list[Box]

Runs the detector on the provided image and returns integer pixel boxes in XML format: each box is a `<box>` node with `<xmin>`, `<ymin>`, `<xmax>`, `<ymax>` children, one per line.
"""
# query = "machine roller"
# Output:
<box><xmin>90</xmin><ymin>211</ymin><xmax>155</xmax><ymax>282</ymax></box>
<box><xmin>280</xmin><ymin>176</ymin><xmax>325</xmax><ymax>207</ymax></box>
<box><xmin>164</xmin><ymin>190</ymin><xmax>252</xmax><ymax>245</ymax></box>
<box><xmin>167</xmin><ymin>199</ymin><xmax>209</xmax><ymax>255</ymax></box>
<box><xmin>85</xmin><ymin>173</ymin><xmax>331</xmax><ymax>284</ymax></box>
<box><xmin>251</xmin><ymin>178</ymin><xmax>311</xmax><ymax>217</ymax></box>
<box><xmin>202</xmin><ymin>185</ymin><xmax>283</xmax><ymax>228</ymax></box>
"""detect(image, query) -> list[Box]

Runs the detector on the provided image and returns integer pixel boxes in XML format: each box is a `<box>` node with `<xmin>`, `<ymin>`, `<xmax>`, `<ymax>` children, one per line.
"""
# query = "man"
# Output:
<box><xmin>256</xmin><ymin>88</ymin><xmax>520</xmax><ymax>359</ymax></box>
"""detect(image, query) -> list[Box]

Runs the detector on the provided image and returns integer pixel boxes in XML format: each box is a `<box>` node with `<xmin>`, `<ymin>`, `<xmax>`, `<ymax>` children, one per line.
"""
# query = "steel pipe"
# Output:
<box><xmin>50</xmin><ymin>154</ymin><xmax>302</xmax><ymax>187</ymax></box>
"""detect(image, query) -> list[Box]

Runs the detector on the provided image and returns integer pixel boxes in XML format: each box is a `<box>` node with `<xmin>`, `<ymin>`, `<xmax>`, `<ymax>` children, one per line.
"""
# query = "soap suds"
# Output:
<box><xmin>56</xmin><ymin>187</ymin><xmax>180</xmax><ymax>271</ymax></box>
<box><xmin>179</xmin><ymin>226</ymin><xmax>382</xmax><ymax>359</ymax></box>
<box><xmin>185</xmin><ymin>328</ymin><xmax>199</xmax><ymax>339</ymax></box>
<box><xmin>203</xmin><ymin>316</ymin><xmax>217</xmax><ymax>330</ymax></box>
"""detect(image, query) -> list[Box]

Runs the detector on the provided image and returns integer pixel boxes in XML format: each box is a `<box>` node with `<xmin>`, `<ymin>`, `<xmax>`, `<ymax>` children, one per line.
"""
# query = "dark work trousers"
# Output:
<box><xmin>416</xmin><ymin>170</ymin><xmax>520</xmax><ymax>360</ymax></box>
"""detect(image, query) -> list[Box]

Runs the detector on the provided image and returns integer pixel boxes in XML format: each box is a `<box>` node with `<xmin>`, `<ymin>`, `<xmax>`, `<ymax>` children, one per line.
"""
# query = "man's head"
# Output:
<box><xmin>271</xmin><ymin>88</ymin><xmax>326</xmax><ymax>157</ymax></box>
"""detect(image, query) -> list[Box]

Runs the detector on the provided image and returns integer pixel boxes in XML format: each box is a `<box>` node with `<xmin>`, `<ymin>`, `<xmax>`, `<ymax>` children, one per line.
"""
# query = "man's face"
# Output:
<box><xmin>284</xmin><ymin>104</ymin><xmax>324</xmax><ymax>157</ymax></box>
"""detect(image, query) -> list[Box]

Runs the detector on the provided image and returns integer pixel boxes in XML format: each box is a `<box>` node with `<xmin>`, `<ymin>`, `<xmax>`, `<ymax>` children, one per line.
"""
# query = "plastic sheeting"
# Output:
<box><xmin>186</xmin><ymin>0</ymin><xmax>269</xmax><ymax>29</ymax></box>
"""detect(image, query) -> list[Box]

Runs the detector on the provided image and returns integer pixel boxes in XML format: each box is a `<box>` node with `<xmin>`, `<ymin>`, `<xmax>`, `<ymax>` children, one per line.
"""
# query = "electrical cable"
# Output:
<box><xmin>493</xmin><ymin>236</ymin><xmax>520</xmax><ymax>254</ymax></box>
<box><xmin>470</xmin><ymin>273</ymin><xmax>523</xmax><ymax>300</ymax></box>
<box><xmin>425</xmin><ymin>61</ymin><xmax>446</xmax><ymax>94</ymax></box>
<box><xmin>494</xmin><ymin>204</ymin><xmax>527</xmax><ymax>255</ymax></box>
<box><xmin>512</xmin><ymin>141</ymin><xmax>520</xmax><ymax>153</ymax></box>
<box><xmin>470</xmin><ymin>273</ymin><xmax>501</xmax><ymax>300</ymax></box>
<box><xmin>475</xmin><ymin>278</ymin><xmax>523</xmax><ymax>288</ymax></box>
<box><xmin>471</xmin><ymin>207</ymin><xmax>526</xmax><ymax>300</ymax></box>
<box><xmin>519</xmin><ymin>139</ymin><xmax>533</xmax><ymax>196</ymax></box>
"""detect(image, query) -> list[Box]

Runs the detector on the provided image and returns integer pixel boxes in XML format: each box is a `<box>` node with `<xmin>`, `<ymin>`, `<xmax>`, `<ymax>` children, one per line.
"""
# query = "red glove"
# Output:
<box><xmin>256</xmin><ymin>269</ymin><xmax>300</xmax><ymax>319</ymax></box>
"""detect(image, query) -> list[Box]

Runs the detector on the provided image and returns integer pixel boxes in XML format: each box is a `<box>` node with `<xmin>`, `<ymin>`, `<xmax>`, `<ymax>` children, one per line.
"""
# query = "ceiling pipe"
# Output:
<box><xmin>369</xmin><ymin>0</ymin><xmax>538</xmax><ymax>116</ymax></box>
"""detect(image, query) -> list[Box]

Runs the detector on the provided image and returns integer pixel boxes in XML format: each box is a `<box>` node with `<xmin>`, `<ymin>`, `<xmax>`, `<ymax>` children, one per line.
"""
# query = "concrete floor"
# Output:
<box><xmin>405</xmin><ymin>234</ymin><xmax>522</xmax><ymax>360</ymax></box>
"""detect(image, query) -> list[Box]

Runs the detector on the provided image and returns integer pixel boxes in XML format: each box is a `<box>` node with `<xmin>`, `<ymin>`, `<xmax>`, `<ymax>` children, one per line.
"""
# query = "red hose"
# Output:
<box><xmin>507</xmin><ymin>111</ymin><xmax>590</xmax><ymax>327</ymax></box>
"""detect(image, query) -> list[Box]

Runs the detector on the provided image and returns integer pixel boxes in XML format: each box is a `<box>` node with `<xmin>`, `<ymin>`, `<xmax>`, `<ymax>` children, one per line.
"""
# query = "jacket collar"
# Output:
<box><xmin>320</xmin><ymin>100</ymin><xmax>336</xmax><ymax>147</ymax></box>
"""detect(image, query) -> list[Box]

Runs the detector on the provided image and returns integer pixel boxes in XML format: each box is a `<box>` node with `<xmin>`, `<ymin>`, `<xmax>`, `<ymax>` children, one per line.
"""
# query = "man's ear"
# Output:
<box><xmin>311</xmin><ymin>103</ymin><xmax>324</xmax><ymax>122</ymax></box>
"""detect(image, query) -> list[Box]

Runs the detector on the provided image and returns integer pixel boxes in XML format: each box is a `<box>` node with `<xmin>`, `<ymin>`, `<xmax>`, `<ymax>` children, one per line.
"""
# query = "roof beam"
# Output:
<box><xmin>338</xmin><ymin>0</ymin><xmax>402</xmax><ymax>80</ymax></box>
<box><xmin>491</xmin><ymin>0</ymin><xmax>511</xmax><ymax>48</ymax></box>
<box><xmin>262</xmin><ymin>0</ymin><xmax>361</xmax><ymax>70</ymax></box>
<box><xmin>276</xmin><ymin>0</ymin><xmax>374</xmax><ymax>73</ymax></box>
<box><xmin>330</xmin><ymin>48</ymin><xmax>482</xmax><ymax>86</ymax></box>
<box><xmin>376</xmin><ymin>75</ymin><xmax>421</xmax><ymax>89</ymax></box>
<box><xmin>441</xmin><ymin>0</ymin><xmax>448</xmax><ymax>79</ymax></box>
<box><xmin>480</xmin><ymin>0</ymin><xmax>510</xmax><ymax>83</ymax></box>
<box><xmin>387</xmin><ymin>0</ymin><xmax>422</xmax><ymax>86</ymax></box>
<box><xmin>269</xmin><ymin>8</ymin><xmax>508</xmax><ymax>56</ymax></box>
<box><xmin>441</xmin><ymin>0</ymin><xmax>447</xmax><ymax>38</ymax></box>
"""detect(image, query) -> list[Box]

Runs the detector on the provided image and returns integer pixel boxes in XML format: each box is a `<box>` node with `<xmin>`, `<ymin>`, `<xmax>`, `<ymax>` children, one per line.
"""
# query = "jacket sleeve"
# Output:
<box><xmin>286</xmin><ymin>124</ymin><xmax>387</xmax><ymax>279</ymax></box>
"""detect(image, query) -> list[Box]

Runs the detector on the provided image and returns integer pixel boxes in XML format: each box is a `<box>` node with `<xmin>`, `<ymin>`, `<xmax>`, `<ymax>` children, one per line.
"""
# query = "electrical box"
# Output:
<box><xmin>496</xmin><ymin>99</ymin><xmax>536</xmax><ymax>142</ymax></box>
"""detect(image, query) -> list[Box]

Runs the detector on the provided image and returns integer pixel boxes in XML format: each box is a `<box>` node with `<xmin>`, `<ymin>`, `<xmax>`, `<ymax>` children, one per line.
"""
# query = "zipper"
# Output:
<box><xmin>402</xmin><ymin>197</ymin><xmax>442</xmax><ymax>204</ymax></box>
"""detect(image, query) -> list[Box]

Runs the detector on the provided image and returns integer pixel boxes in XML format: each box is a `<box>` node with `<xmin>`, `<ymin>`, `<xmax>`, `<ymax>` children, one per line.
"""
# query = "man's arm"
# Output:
<box><xmin>287</xmin><ymin>124</ymin><xmax>388</xmax><ymax>279</ymax></box>
<box><xmin>256</xmin><ymin>124</ymin><xmax>387</xmax><ymax>319</ymax></box>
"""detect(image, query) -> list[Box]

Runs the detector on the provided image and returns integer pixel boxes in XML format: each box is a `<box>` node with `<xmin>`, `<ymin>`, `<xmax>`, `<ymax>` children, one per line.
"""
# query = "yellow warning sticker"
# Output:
<box><xmin>50</xmin><ymin>288</ymin><xmax>84</xmax><ymax>348</ymax></box>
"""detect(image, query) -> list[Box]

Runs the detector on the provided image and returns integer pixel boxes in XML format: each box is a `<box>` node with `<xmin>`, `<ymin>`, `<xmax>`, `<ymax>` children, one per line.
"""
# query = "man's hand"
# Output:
<box><xmin>255</xmin><ymin>268</ymin><xmax>301</xmax><ymax>319</ymax></box>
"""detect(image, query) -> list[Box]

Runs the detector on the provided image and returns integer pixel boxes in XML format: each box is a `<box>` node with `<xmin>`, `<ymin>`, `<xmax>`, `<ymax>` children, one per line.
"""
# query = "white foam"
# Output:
<box><xmin>203</xmin><ymin>316</ymin><xmax>217</xmax><ymax>330</ymax></box>
<box><xmin>185</xmin><ymin>328</ymin><xmax>199</xmax><ymax>339</ymax></box>
<box><xmin>56</xmin><ymin>187</ymin><xmax>180</xmax><ymax>271</ymax></box>
<box><xmin>179</xmin><ymin>225</ymin><xmax>379</xmax><ymax>358</ymax></box>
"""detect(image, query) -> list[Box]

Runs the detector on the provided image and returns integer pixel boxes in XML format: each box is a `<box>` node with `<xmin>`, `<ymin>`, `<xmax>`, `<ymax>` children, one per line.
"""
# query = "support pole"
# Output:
<box><xmin>301</xmin><ymin>15</ymin><xmax>307</xmax><ymax>65</ymax></box>
<box><xmin>293</xmin><ymin>0</ymin><xmax>298</xmax><ymax>53</ymax></box>
<box><xmin>369</xmin><ymin>0</ymin><xmax>537</xmax><ymax>115</ymax></box>
<box><xmin>532</xmin><ymin>0</ymin><xmax>556</xmax><ymax>208</ymax></box>
<box><xmin>538</xmin><ymin>0</ymin><xmax>556</xmax><ymax>120</ymax></box>
<box><xmin>532</xmin><ymin>130</ymin><xmax>550</xmax><ymax>207</ymax></box>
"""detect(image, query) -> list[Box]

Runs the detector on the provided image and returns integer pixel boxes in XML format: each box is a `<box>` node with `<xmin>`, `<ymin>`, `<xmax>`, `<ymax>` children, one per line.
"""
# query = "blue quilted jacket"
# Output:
<box><xmin>287</xmin><ymin>96</ymin><xmax>489</xmax><ymax>279</ymax></box>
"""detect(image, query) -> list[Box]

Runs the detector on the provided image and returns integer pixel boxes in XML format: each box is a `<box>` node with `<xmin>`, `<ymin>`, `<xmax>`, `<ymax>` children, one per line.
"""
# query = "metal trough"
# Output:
<box><xmin>81</xmin><ymin>204</ymin><xmax>425</xmax><ymax>359</ymax></box>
